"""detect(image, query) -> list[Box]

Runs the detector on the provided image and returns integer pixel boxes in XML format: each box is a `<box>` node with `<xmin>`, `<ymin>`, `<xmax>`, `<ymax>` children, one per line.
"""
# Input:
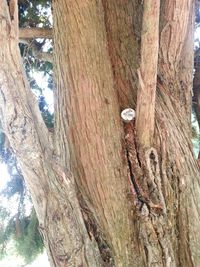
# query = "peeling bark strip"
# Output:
<box><xmin>136</xmin><ymin>0</ymin><xmax>160</xmax><ymax>148</ymax></box>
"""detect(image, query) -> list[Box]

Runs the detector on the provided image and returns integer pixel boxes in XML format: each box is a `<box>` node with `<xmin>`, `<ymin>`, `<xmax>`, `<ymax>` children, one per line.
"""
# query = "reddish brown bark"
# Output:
<box><xmin>0</xmin><ymin>1</ymin><xmax>102</xmax><ymax>266</ymax></box>
<box><xmin>53</xmin><ymin>0</ymin><xmax>200</xmax><ymax>266</ymax></box>
<box><xmin>136</xmin><ymin>0</ymin><xmax>160</xmax><ymax>148</ymax></box>
<box><xmin>0</xmin><ymin>0</ymin><xmax>200</xmax><ymax>266</ymax></box>
<box><xmin>19</xmin><ymin>27</ymin><xmax>52</xmax><ymax>40</ymax></box>
<box><xmin>53</xmin><ymin>1</ymin><xmax>136</xmax><ymax>266</ymax></box>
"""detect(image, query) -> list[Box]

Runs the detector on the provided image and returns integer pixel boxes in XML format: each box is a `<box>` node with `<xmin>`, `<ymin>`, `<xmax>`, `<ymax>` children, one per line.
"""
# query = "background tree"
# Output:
<box><xmin>0</xmin><ymin>0</ymin><xmax>52</xmax><ymax>263</ymax></box>
<box><xmin>0</xmin><ymin>0</ymin><xmax>200</xmax><ymax>267</ymax></box>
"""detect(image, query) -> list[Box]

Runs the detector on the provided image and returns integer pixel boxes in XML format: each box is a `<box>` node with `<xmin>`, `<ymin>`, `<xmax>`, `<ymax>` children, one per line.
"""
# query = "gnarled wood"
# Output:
<box><xmin>0</xmin><ymin>1</ymin><xmax>102</xmax><ymax>266</ymax></box>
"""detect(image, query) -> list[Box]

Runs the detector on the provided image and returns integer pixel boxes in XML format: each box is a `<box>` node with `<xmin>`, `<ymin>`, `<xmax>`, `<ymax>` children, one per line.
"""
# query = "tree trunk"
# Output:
<box><xmin>53</xmin><ymin>0</ymin><xmax>200</xmax><ymax>266</ymax></box>
<box><xmin>0</xmin><ymin>0</ymin><xmax>200</xmax><ymax>267</ymax></box>
<box><xmin>0</xmin><ymin>1</ymin><xmax>102</xmax><ymax>266</ymax></box>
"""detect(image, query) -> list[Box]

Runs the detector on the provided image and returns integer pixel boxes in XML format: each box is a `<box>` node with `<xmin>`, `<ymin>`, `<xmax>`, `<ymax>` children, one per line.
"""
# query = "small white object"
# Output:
<box><xmin>121</xmin><ymin>108</ymin><xmax>135</xmax><ymax>122</ymax></box>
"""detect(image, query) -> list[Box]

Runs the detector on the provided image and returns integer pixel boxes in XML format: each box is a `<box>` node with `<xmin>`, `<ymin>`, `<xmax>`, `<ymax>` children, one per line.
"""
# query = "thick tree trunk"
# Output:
<box><xmin>54</xmin><ymin>0</ymin><xmax>200</xmax><ymax>266</ymax></box>
<box><xmin>1</xmin><ymin>0</ymin><xmax>200</xmax><ymax>267</ymax></box>
<box><xmin>0</xmin><ymin>1</ymin><xmax>102</xmax><ymax>267</ymax></box>
<box><xmin>53</xmin><ymin>1</ymin><xmax>137</xmax><ymax>266</ymax></box>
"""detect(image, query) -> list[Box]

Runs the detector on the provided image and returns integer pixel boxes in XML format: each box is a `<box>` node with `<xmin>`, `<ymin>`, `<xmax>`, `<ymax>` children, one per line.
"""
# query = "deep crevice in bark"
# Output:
<box><xmin>126</xmin><ymin>152</ymin><xmax>143</xmax><ymax>207</ymax></box>
<box><xmin>123</xmin><ymin>120</ymin><xmax>149</xmax><ymax>212</ymax></box>
<box><xmin>78</xmin><ymin>192</ymin><xmax>114</xmax><ymax>267</ymax></box>
<box><xmin>123</xmin><ymin>120</ymin><xmax>165</xmax><ymax>216</ymax></box>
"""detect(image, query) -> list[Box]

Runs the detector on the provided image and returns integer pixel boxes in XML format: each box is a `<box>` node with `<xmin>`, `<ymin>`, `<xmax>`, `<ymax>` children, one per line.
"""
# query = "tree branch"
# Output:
<box><xmin>135</xmin><ymin>0</ymin><xmax>160</xmax><ymax>148</ymax></box>
<box><xmin>20</xmin><ymin>40</ymin><xmax>53</xmax><ymax>63</ymax></box>
<box><xmin>19</xmin><ymin>27</ymin><xmax>53</xmax><ymax>40</ymax></box>
<box><xmin>31</xmin><ymin>48</ymin><xmax>53</xmax><ymax>63</ymax></box>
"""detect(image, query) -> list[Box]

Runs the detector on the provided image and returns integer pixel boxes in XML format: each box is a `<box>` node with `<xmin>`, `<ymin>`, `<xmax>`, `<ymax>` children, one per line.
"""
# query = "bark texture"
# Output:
<box><xmin>53</xmin><ymin>1</ymin><xmax>137</xmax><ymax>266</ymax></box>
<box><xmin>0</xmin><ymin>1</ymin><xmax>102</xmax><ymax>267</ymax></box>
<box><xmin>0</xmin><ymin>0</ymin><xmax>200</xmax><ymax>267</ymax></box>
<box><xmin>135</xmin><ymin>0</ymin><xmax>160</xmax><ymax>148</ymax></box>
<box><xmin>54</xmin><ymin>0</ymin><xmax>200</xmax><ymax>266</ymax></box>
<box><xmin>19</xmin><ymin>27</ymin><xmax>52</xmax><ymax>39</ymax></box>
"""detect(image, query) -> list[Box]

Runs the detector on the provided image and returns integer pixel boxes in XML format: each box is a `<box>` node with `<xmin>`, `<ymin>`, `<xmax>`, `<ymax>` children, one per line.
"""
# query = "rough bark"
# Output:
<box><xmin>53</xmin><ymin>1</ymin><xmax>137</xmax><ymax>266</ymax></box>
<box><xmin>54</xmin><ymin>0</ymin><xmax>200</xmax><ymax>266</ymax></box>
<box><xmin>107</xmin><ymin>1</ymin><xmax>200</xmax><ymax>266</ymax></box>
<box><xmin>0</xmin><ymin>0</ymin><xmax>200</xmax><ymax>267</ymax></box>
<box><xmin>135</xmin><ymin>0</ymin><xmax>160</xmax><ymax>148</ymax></box>
<box><xmin>19</xmin><ymin>27</ymin><xmax>52</xmax><ymax>40</ymax></box>
<box><xmin>0</xmin><ymin>1</ymin><xmax>102</xmax><ymax>266</ymax></box>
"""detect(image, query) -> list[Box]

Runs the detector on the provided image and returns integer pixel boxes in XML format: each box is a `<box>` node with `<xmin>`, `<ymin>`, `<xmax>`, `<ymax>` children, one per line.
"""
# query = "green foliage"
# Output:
<box><xmin>1</xmin><ymin>175</ymin><xmax>23</xmax><ymax>199</ymax></box>
<box><xmin>192</xmin><ymin>125</ymin><xmax>200</xmax><ymax>140</ymax></box>
<box><xmin>15</xmin><ymin>211</ymin><xmax>44</xmax><ymax>264</ymax></box>
<box><xmin>0</xmin><ymin>209</ymin><xmax>44</xmax><ymax>264</ymax></box>
<box><xmin>0</xmin><ymin>130</ymin><xmax>46</xmax><ymax>264</ymax></box>
<box><xmin>19</xmin><ymin>0</ymin><xmax>52</xmax><ymax>28</ymax></box>
<box><xmin>38</xmin><ymin>95</ymin><xmax>54</xmax><ymax>128</ymax></box>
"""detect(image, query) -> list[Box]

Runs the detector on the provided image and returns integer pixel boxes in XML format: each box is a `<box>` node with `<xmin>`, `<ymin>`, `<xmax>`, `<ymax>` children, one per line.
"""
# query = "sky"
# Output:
<box><xmin>0</xmin><ymin>163</ymin><xmax>50</xmax><ymax>266</ymax></box>
<box><xmin>0</xmin><ymin>163</ymin><xmax>10</xmax><ymax>190</ymax></box>
<box><xmin>0</xmin><ymin>249</ymin><xmax>50</xmax><ymax>267</ymax></box>
<box><xmin>0</xmin><ymin>68</ymin><xmax>53</xmax><ymax>266</ymax></box>
<box><xmin>32</xmin><ymin>70</ymin><xmax>54</xmax><ymax>113</ymax></box>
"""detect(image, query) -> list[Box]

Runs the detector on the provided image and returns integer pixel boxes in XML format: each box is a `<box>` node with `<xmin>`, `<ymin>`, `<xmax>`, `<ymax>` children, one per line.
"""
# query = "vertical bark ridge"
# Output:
<box><xmin>1</xmin><ymin>0</ymin><xmax>199</xmax><ymax>265</ymax></box>
<box><xmin>158</xmin><ymin>2</ymin><xmax>200</xmax><ymax>264</ymax></box>
<box><xmin>155</xmin><ymin>92</ymin><xmax>200</xmax><ymax>266</ymax></box>
<box><xmin>53</xmin><ymin>1</ymin><xmax>138</xmax><ymax>266</ymax></box>
<box><xmin>135</xmin><ymin>0</ymin><xmax>160</xmax><ymax>148</ymax></box>
<box><xmin>101</xmin><ymin>0</ymin><xmax>142</xmax><ymax>109</ymax></box>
